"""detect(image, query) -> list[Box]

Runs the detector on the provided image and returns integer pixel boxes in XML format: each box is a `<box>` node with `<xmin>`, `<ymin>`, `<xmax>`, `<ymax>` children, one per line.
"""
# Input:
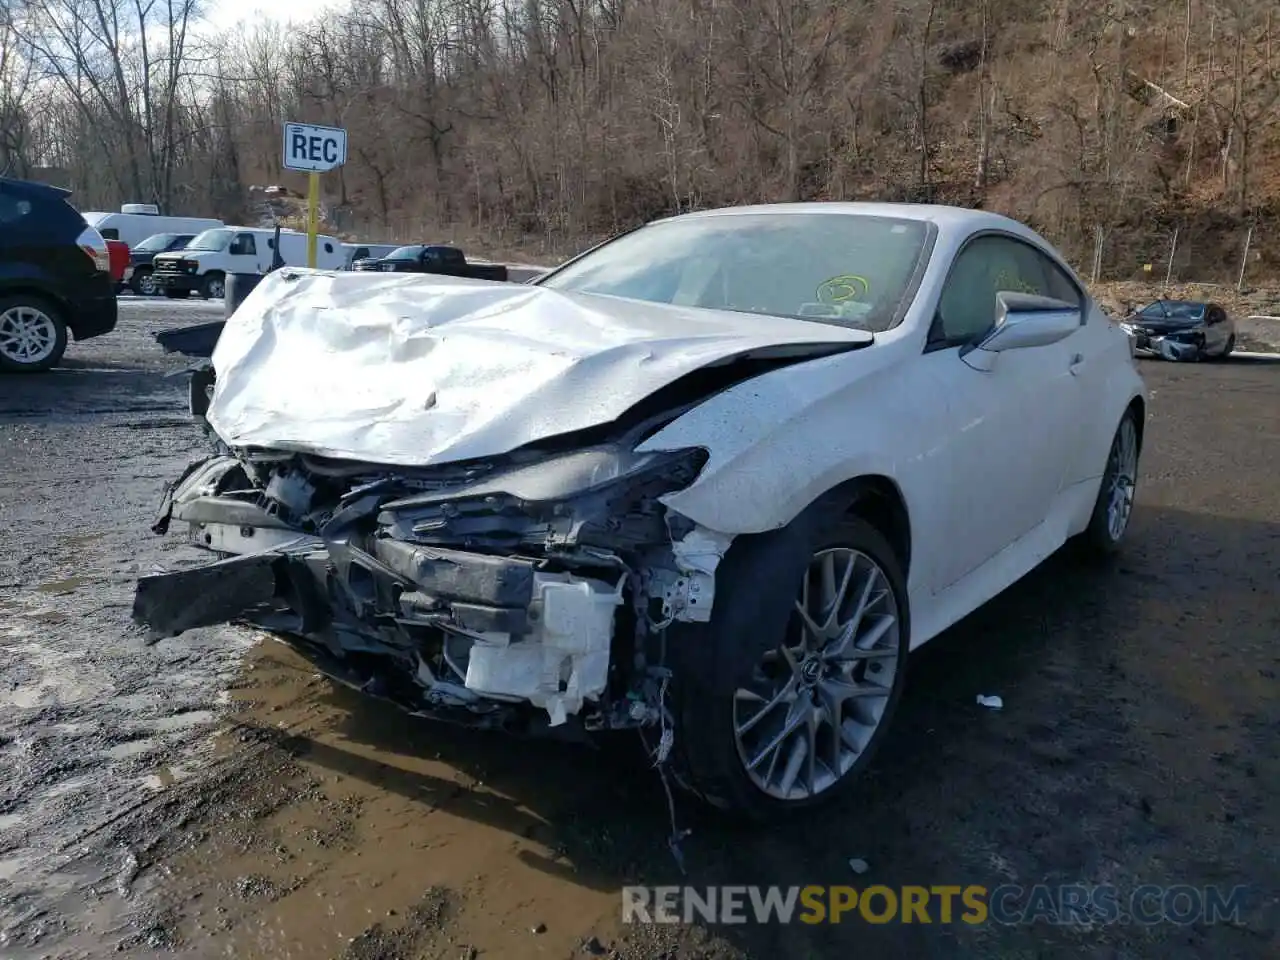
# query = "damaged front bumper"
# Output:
<box><xmin>133</xmin><ymin>449</ymin><xmax>727</xmax><ymax>733</ymax></box>
<box><xmin>1123</xmin><ymin>324</ymin><xmax>1205</xmax><ymax>361</ymax></box>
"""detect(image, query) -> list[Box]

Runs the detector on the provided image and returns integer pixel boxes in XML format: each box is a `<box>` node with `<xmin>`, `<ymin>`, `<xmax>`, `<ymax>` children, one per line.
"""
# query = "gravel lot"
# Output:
<box><xmin>1</xmin><ymin>299</ymin><xmax>1277</xmax><ymax>960</ymax></box>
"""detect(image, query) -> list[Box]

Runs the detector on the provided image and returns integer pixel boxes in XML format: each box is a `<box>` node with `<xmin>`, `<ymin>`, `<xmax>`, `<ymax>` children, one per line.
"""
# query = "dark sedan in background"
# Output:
<box><xmin>1119</xmin><ymin>299</ymin><xmax>1236</xmax><ymax>361</ymax></box>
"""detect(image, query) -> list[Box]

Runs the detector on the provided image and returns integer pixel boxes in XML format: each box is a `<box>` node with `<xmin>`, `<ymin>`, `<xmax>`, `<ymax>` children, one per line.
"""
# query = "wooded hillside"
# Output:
<box><xmin>3</xmin><ymin>0</ymin><xmax>1279</xmax><ymax>283</ymax></box>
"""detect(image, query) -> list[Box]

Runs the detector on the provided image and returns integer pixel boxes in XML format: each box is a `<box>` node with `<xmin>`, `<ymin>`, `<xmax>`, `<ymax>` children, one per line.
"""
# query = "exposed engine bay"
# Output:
<box><xmin>133</xmin><ymin>437</ymin><xmax>730</xmax><ymax>733</ymax></box>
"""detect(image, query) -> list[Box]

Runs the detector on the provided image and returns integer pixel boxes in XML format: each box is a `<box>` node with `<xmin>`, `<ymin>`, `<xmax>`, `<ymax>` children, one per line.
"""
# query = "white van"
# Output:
<box><xmin>80</xmin><ymin>204</ymin><xmax>223</xmax><ymax>249</ymax></box>
<box><xmin>151</xmin><ymin>226</ymin><xmax>346</xmax><ymax>299</ymax></box>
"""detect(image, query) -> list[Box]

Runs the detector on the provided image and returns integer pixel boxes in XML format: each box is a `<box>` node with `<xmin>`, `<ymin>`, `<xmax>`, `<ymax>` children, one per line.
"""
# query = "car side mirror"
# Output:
<box><xmin>980</xmin><ymin>291</ymin><xmax>1081</xmax><ymax>352</ymax></box>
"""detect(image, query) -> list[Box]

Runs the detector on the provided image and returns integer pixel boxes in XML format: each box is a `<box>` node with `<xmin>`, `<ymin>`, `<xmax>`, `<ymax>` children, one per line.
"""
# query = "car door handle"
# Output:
<box><xmin>1069</xmin><ymin>353</ymin><xmax>1084</xmax><ymax>375</ymax></box>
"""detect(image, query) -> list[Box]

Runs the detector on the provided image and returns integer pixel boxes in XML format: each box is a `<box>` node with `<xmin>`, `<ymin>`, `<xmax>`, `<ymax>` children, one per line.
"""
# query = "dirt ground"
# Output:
<box><xmin>1</xmin><ymin>299</ymin><xmax>1278</xmax><ymax>960</ymax></box>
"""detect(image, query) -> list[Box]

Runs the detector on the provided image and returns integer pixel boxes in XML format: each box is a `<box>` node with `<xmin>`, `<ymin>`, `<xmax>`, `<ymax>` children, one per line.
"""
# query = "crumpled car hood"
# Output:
<box><xmin>206</xmin><ymin>269</ymin><xmax>872</xmax><ymax>467</ymax></box>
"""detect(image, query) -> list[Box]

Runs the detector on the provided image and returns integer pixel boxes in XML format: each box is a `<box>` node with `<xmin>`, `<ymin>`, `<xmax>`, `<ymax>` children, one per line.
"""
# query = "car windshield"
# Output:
<box><xmin>187</xmin><ymin>229</ymin><xmax>234</xmax><ymax>251</ymax></box>
<box><xmin>537</xmin><ymin>212</ymin><xmax>931</xmax><ymax>332</ymax></box>
<box><xmin>386</xmin><ymin>245</ymin><xmax>423</xmax><ymax>259</ymax></box>
<box><xmin>135</xmin><ymin>233</ymin><xmax>178</xmax><ymax>252</ymax></box>
<box><xmin>1140</xmin><ymin>301</ymin><xmax>1205</xmax><ymax>320</ymax></box>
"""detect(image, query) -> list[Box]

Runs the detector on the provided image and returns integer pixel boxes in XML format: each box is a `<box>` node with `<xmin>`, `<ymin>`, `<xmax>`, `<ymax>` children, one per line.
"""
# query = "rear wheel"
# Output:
<box><xmin>1076</xmin><ymin>409</ymin><xmax>1140</xmax><ymax>558</ymax></box>
<box><xmin>671</xmin><ymin>505</ymin><xmax>909</xmax><ymax>821</ymax></box>
<box><xmin>0</xmin><ymin>295</ymin><xmax>68</xmax><ymax>373</ymax></box>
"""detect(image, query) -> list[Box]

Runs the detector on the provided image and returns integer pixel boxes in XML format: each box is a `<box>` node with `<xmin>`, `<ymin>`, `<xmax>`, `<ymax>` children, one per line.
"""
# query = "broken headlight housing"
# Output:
<box><xmin>376</xmin><ymin>445</ymin><xmax>709</xmax><ymax>551</ymax></box>
<box><xmin>384</xmin><ymin>445</ymin><xmax>708</xmax><ymax>508</ymax></box>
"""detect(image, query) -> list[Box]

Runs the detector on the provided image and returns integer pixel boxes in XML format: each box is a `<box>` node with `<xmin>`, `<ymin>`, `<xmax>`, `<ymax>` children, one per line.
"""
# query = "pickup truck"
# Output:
<box><xmin>351</xmin><ymin>243</ymin><xmax>509</xmax><ymax>281</ymax></box>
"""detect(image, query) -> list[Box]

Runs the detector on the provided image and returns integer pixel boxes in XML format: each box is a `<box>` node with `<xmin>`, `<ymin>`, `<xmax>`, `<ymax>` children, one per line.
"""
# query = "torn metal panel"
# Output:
<box><xmin>206</xmin><ymin>269</ymin><xmax>869</xmax><ymax>466</ymax></box>
<box><xmin>650</xmin><ymin>526</ymin><xmax>734</xmax><ymax>623</ymax></box>
<box><xmin>133</xmin><ymin>550</ymin><xmax>281</xmax><ymax>639</ymax></box>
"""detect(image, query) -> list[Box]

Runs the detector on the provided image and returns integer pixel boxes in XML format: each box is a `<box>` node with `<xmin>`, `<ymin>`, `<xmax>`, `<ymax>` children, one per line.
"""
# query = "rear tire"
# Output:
<box><xmin>0</xmin><ymin>294</ymin><xmax>69</xmax><ymax>373</ymax></box>
<box><xmin>1075</xmin><ymin>409</ymin><xmax>1141</xmax><ymax>559</ymax></box>
<box><xmin>669</xmin><ymin>501</ymin><xmax>910</xmax><ymax>822</ymax></box>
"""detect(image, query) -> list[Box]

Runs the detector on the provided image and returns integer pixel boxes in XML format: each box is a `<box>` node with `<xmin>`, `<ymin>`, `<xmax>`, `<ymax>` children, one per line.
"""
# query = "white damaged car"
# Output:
<box><xmin>133</xmin><ymin>203</ymin><xmax>1147</xmax><ymax>820</ymax></box>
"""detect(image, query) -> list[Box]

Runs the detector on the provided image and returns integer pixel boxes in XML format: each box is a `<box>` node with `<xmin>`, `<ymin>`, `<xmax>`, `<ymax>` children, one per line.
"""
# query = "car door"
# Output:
<box><xmin>918</xmin><ymin>233</ymin><xmax>1089</xmax><ymax>592</ymax></box>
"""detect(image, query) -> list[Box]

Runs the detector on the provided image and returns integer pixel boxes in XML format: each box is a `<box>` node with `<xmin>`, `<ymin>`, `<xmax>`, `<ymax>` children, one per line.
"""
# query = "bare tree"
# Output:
<box><xmin>0</xmin><ymin>0</ymin><xmax>1274</xmax><ymax>283</ymax></box>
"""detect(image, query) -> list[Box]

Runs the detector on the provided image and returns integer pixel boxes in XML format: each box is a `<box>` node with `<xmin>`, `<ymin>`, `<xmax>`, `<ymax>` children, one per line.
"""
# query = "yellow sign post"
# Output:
<box><xmin>281</xmin><ymin>121</ymin><xmax>348</xmax><ymax>268</ymax></box>
<box><xmin>307</xmin><ymin>172</ymin><xmax>320</xmax><ymax>268</ymax></box>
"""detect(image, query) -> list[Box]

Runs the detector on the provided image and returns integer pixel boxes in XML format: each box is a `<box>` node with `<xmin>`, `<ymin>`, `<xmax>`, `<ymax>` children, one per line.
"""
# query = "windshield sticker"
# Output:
<box><xmin>817</xmin><ymin>275</ymin><xmax>870</xmax><ymax>303</ymax></box>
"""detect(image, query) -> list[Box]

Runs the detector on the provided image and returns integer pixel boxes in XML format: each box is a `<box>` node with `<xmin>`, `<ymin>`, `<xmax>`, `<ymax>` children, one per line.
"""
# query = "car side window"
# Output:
<box><xmin>935</xmin><ymin>235</ymin><xmax>1084</xmax><ymax>345</ymax></box>
<box><xmin>230</xmin><ymin>233</ymin><xmax>257</xmax><ymax>256</ymax></box>
<box><xmin>99</xmin><ymin>227</ymin><xmax>119</xmax><ymax>240</ymax></box>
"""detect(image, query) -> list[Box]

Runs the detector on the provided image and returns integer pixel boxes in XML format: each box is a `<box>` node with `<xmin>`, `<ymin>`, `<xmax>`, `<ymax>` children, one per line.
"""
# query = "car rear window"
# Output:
<box><xmin>0</xmin><ymin>184</ymin><xmax>84</xmax><ymax>239</ymax></box>
<box><xmin>0</xmin><ymin>193</ymin><xmax>34</xmax><ymax>225</ymax></box>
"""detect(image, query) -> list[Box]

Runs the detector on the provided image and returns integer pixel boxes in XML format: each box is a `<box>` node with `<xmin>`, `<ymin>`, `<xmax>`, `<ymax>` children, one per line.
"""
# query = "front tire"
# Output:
<box><xmin>1076</xmin><ymin>409</ymin><xmax>1140</xmax><ymax>558</ymax></box>
<box><xmin>132</xmin><ymin>268</ymin><xmax>157</xmax><ymax>296</ymax></box>
<box><xmin>670</xmin><ymin>504</ymin><xmax>909</xmax><ymax>822</ymax></box>
<box><xmin>201</xmin><ymin>272</ymin><xmax>225</xmax><ymax>300</ymax></box>
<box><xmin>0</xmin><ymin>295</ymin><xmax>69</xmax><ymax>373</ymax></box>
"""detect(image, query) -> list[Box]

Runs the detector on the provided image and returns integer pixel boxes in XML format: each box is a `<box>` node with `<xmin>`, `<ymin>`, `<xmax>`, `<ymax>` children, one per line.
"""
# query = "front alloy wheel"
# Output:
<box><xmin>670</xmin><ymin>509</ymin><xmax>910</xmax><ymax>821</ymax></box>
<box><xmin>733</xmin><ymin>547</ymin><xmax>901</xmax><ymax>801</ymax></box>
<box><xmin>0</xmin><ymin>298</ymin><xmax>68</xmax><ymax>372</ymax></box>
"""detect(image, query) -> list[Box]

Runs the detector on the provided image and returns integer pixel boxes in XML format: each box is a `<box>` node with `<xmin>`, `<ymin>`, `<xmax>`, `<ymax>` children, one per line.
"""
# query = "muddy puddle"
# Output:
<box><xmin>117</xmin><ymin>639</ymin><xmax>653</xmax><ymax>959</ymax></box>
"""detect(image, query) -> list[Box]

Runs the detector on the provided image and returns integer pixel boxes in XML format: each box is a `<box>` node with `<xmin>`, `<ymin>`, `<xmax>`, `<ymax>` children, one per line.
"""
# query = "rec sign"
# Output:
<box><xmin>283</xmin><ymin>122</ymin><xmax>347</xmax><ymax>173</ymax></box>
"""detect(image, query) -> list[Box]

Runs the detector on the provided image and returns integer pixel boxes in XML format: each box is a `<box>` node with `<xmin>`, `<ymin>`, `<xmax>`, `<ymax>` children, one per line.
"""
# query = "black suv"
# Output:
<box><xmin>0</xmin><ymin>177</ymin><xmax>118</xmax><ymax>372</ymax></box>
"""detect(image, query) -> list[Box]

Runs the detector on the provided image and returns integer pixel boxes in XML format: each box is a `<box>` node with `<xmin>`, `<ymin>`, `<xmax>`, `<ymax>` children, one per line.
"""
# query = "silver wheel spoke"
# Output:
<box><xmin>1106</xmin><ymin>418</ymin><xmax>1139</xmax><ymax>541</ymax></box>
<box><xmin>734</xmin><ymin>678</ymin><xmax>797</xmax><ymax>738</ymax></box>
<box><xmin>734</xmin><ymin>546</ymin><xmax>901</xmax><ymax>801</ymax></box>
<box><xmin>0</xmin><ymin>307</ymin><xmax>57</xmax><ymax>364</ymax></box>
